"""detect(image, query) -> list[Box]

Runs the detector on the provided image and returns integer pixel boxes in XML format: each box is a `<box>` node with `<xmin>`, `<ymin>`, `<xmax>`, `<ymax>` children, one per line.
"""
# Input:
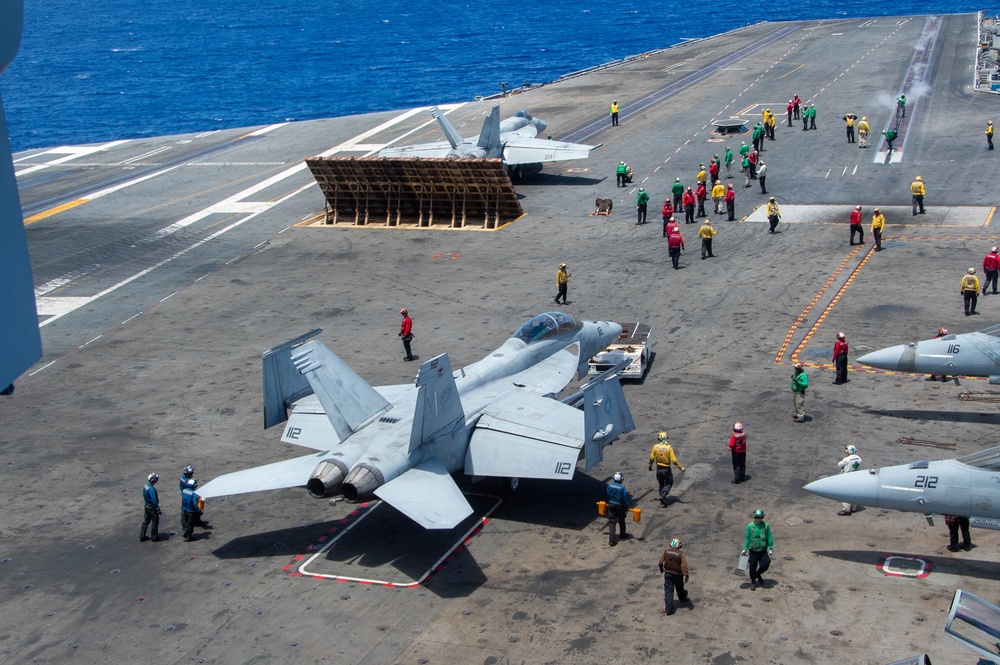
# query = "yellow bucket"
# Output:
<box><xmin>630</xmin><ymin>507</ymin><xmax>641</xmax><ymax>523</ymax></box>
<box><xmin>596</xmin><ymin>500</ymin><xmax>607</xmax><ymax>516</ymax></box>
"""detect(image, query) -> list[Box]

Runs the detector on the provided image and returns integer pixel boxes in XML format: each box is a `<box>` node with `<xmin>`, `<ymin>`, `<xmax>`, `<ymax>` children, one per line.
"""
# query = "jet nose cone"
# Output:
<box><xmin>604</xmin><ymin>321</ymin><xmax>623</xmax><ymax>344</ymax></box>
<box><xmin>857</xmin><ymin>344</ymin><xmax>910</xmax><ymax>371</ymax></box>
<box><xmin>803</xmin><ymin>470</ymin><xmax>879</xmax><ymax>506</ymax></box>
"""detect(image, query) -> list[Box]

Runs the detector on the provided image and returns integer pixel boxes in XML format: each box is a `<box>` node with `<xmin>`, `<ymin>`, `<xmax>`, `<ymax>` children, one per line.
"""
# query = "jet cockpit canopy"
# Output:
<box><xmin>511</xmin><ymin>312</ymin><xmax>583</xmax><ymax>345</ymax></box>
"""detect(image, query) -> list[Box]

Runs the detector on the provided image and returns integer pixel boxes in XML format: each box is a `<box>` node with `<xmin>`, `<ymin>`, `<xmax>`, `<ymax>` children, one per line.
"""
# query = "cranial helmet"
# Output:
<box><xmin>400</xmin><ymin>308</ymin><xmax>408</xmax><ymax>315</ymax></box>
<box><xmin>969</xmin><ymin>267</ymin><xmax>977</xmax><ymax>274</ymax></box>
<box><xmin>657</xmin><ymin>431</ymin><xmax>668</xmax><ymax>442</ymax></box>
<box><xmin>183</xmin><ymin>465</ymin><xmax>194</xmax><ymax>476</ymax></box>
<box><xmin>916</xmin><ymin>175</ymin><xmax>922</xmax><ymax>181</ymax></box>
<box><xmin>845</xmin><ymin>445</ymin><xmax>857</xmax><ymax>455</ymax></box>
<box><xmin>671</xmin><ymin>538</ymin><xmax>682</xmax><ymax>548</ymax></box>
<box><xmin>837</xmin><ymin>332</ymin><xmax>846</xmax><ymax>340</ymax></box>
<box><xmin>612</xmin><ymin>472</ymin><xmax>623</xmax><ymax>483</ymax></box>
<box><xmin>992</xmin><ymin>247</ymin><xmax>998</xmax><ymax>253</ymax></box>
<box><xmin>733</xmin><ymin>422</ymin><xmax>744</xmax><ymax>432</ymax></box>
<box><xmin>753</xmin><ymin>509</ymin><xmax>765</xmax><ymax>518</ymax></box>
<box><xmin>148</xmin><ymin>473</ymin><xmax>158</xmax><ymax>482</ymax></box>
<box><xmin>938</xmin><ymin>327</ymin><xmax>948</xmax><ymax>336</ymax></box>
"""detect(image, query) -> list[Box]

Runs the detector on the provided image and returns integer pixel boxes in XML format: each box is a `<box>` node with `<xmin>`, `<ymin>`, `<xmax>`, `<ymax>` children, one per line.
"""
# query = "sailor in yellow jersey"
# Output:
<box><xmin>857</xmin><ymin>116</ymin><xmax>870</xmax><ymax>148</ymax></box>
<box><xmin>649</xmin><ymin>432</ymin><xmax>686</xmax><ymax>506</ymax></box>
<box><xmin>610</xmin><ymin>100</ymin><xmax>620</xmax><ymax>126</ymax></box>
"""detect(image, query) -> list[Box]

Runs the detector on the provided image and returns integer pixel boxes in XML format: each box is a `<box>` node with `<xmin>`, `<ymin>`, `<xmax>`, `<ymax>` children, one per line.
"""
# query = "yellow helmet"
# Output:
<box><xmin>657</xmin><ymin>431</ymin><xmax>668</xmax><ymax>442</ymax></box>
<box><xmin>915</xmin><ymin>175</ymin><xmax>922</xmax><ymax>181</ymax></box>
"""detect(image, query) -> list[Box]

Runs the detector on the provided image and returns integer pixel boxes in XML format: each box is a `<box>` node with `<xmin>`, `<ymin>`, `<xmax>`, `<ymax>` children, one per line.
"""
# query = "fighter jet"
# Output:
<box><xmin>377</xmin><ymin>105</ymin><xmax>600</xmax><ymax>170</ymax></box>
<box><xmin>198</xmin><ymin>312</ymin><xmax>635</xmax><ymax>530</ymax></box>
<box><xmin>857</xmin><ymin>324</ymin><xmax>1000</xmax><ymax>382</ymax></box>
<box><xmin>803</xmin><ymin>446</ymin><xmax>1000</xmax><ymax>521</ymax></box>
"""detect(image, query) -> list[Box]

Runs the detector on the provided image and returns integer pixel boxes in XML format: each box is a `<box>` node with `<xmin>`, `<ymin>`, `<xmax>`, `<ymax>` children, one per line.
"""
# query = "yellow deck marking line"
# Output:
<box><xmin>773</xmin><ymin>244</ymin><xmax>865</xmax><ymax>364</ymax></box>
<box><xmin>779</xmin><ymin>235</ymin><xmax>990</xmax><ymax>380</ymax></box>
<box><xmin>790</xmin><ymin>242</ymin><xmax>876</xmax><ymax>366</ymax></box>
<box><xmin>984</xmin><ymin>207</ymin><xmax>995</xmax><ymax>227</ymax></box>
<box><xmin>23</xmin><ymin>199</ymin><xmax>87</xmax><ymax>224</ymax></box>
<box><xmin>777</xmin><ymin>63</ymin><xmax>805</xmax><ymax>79</ymax></box>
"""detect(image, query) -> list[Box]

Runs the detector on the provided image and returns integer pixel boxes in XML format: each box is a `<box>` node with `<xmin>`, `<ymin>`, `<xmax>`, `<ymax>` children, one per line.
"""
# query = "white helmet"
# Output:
<box><xmin>147</xmin><ymin>473</ymin><xmax>159</xmax><ymax>482</ymax></box>
<box><xmin>612</xmin><ymin>472</ymin><xmax>623</xmax><ymax>483</ymax></box>
<box><xmin>845</xmin><ymin>445</ymin><xmax>857</xmax><ymax>455</ymax></box>
<box><xmin>836</xmin><ymin>332</ymin><xmax>846</xmax><ymax>340</ymax></box>
<box><xmin>969</xmin><ymin>268</ymin><xmax>977</xmax><ymax>274</ymax></box>
<box><xmin>733</xmin><ymin>422</ymin><xmax>744</xmax><ymax>432</ymax></box>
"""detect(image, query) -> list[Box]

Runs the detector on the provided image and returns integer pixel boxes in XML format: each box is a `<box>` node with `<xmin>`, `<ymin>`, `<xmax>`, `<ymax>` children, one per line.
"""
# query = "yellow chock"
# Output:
<box><xmin>630</xmin><ymin>507</ymin><xmax>641</xmax><ymax>523</ymax></box>
<box><xmin>596</xmin><ymin>500</ymin><xmax>607</xmax><ymax>516</ymax></box>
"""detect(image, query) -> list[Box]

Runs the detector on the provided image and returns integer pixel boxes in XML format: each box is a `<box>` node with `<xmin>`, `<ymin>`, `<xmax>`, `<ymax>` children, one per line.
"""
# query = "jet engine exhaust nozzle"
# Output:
<box><xmin>306</xmin><ymin>458</ymin><xmax>350</xmax><ymax>498</ymax></box>
<box><xmin>342</xmin><ymin>464</ymin><xmax>385</xmax><ymax>502</ymax></box>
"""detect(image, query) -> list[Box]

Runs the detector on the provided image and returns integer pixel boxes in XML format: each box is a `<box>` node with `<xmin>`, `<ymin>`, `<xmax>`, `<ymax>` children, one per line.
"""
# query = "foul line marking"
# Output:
<box><xmin>296</xmin><ymin>494</ymin><xmax>502</xmax><ymax>587</ymax></box>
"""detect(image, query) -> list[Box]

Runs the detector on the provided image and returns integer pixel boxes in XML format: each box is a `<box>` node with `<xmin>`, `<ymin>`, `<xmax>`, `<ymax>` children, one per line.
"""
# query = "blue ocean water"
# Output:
<box><xmin>0</xmin><ymin>0</ymin><xmax>986</xmax><ymax>152</ymax></box>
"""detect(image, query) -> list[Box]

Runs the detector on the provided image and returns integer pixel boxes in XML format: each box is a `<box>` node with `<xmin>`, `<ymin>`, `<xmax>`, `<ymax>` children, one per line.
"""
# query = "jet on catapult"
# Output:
<box><xmin>804</xmin><ymin>446</ymin><xmax>1000</xmax><ymax>524</ymax></box>
<box><xmin>378</xmin><ymin>105</ymin><xmax>600</xmax><ymax>174</ymax></box>
<box><xmin>857</xmin><ymin>324</ymin><xmax>1000</xmax><ymax>382</ymax></box>
<box><xmin>199</xmin><ymin>312</ymin><xmax>635</xmax><ymax>530</ymax></box>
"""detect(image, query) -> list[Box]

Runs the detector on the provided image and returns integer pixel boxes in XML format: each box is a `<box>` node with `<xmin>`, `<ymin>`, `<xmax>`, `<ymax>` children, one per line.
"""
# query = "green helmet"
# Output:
<box><xmin>753</xmin><ymin>509</ymin><xmax>765</xmax><ymax>518</ymax></box>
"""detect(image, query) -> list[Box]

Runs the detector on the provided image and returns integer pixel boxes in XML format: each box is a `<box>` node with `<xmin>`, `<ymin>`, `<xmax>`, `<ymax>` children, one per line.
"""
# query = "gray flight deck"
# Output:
<box><xmin>4</xmin><ymin>14</ymin><xmax>1000</xmax><ymax>665</ymax></box>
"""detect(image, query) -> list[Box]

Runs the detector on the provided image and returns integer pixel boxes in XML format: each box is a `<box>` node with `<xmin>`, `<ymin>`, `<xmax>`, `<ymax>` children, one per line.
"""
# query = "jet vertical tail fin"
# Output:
<box><xmin>291</xmin><ymin>340</ymin><xmax>392</xmax><ymax>444</ymax></box>
<box><xmin>476</xmin><ymin>106</ymin><xmax>502</xmax><ymax>156</ymax></box>
<box><xmin>262</xmin><ymin>329</ymin><xmax>322</xmax><ymax>429</ymax></box>
<box><xmin>582</xmin><ymin>370</ymin><xmax>636</xmax><ymax>469</ymax></box>
<box><xmin>409</xmin><ymin>354</ymin><xmax>465</xmax><ymax>451</ymax></box>
<box><xmin>429</xmin><ymin>106</ymin><xmax>464</xmax><ymax>149</ymax></box>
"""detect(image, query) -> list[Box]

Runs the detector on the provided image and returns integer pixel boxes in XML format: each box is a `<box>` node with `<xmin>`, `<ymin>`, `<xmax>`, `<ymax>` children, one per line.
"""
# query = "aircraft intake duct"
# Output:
<box><xmin>342</xmin><ymin>463</ymin><xmax>386</xmax><ymax>501</ymax></box>
<box><xmin>306</xmin><ymin>458</ymin><xmax>350</xmax><ymax>498</ymax></box>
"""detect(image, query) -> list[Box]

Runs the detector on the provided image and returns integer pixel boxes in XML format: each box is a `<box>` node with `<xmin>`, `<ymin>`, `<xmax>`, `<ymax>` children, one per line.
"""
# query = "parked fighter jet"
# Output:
<box><xmin>857</xmin><ymin>324</ymin><xmax>1000</xmax><ymax>382</ymax></box>
<box><xmin>377</xmin><ymin>105</ymin><xmax>599</xmax><ymax>169</ymax></box>
<box><xmin>803</xmin><ymin>446</ymin><xmax>1000</xmax><ymax>521</ymax></box>
<box><xmin>199</xmin><ymin>312</ymin><xmax>634</xmax><ymax>530</ymax></box>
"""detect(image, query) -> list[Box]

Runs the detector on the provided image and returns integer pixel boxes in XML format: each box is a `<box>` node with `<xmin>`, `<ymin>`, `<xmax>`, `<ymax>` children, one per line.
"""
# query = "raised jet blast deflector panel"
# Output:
<box><xmin>306</xmin><ymin>157</ymin><xmax>522</xmax><ymax>230</ymax></box>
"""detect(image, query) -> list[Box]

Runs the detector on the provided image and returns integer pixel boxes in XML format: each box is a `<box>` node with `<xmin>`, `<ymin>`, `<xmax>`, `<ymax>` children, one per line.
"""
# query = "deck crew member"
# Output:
<box><xmin>636</xmin><ymin>187</ymin><xmax>649</xmax><ymax>225</ymax></box>
<box><xmin>857</xmin><ymin>116</ymin><xmax>870</xmax><ymax>147</ymax></box>
<box><xmin>606</xmin><ymin>472</ymin><xmax>630</xmax><ymax>546</ymax></box>
<box><xmin>791</xmin><ymin>362</ymin><xmax>808</xmax><ymax>422</ymax></box>
<box><xmin>849</xmin><ymin>205</ymin><xmax>865</xmax><ymax>245</ymax></box>
<box><xmin>658</xmin><ymin>538</ymin><xmax>690</xmax><ymax>615</ymax></box>
<box><xmin>983</xmin><ymin>246</ymin><xmax>999</xmax><ymax>295</ymax></box>
<box><xmin>649</xmin><ymin>432</ymin><xmax>685</xmax><ymax>505</ymax></box>
<box><xmin>961</xmin><ymin>268</ymin><xmax>980</xmax><ymax>316</ymax></box>
<box><xmin>698</xmin><ymin>219</ymin><xmax>716</xmax><ymax>259</ymax></box>
<box><xmin>870</xmin><ymin>208</ymin><xmax>885</xmax><ymax>251</ymax></box>
<box><xmin>729</xmin><ymin>422</ymin><xmax>747</xmax><ymax>484</ymax></box>
<box><xmin>141</xmin><ymin>473</ymin><xmax>161</xmax><ymax>542</ymax></box>
<box><xmin>837</xmin><ymin>445</ymin><xmax>863</xmax><ymax>515</ymax></box>
<box><xmin>610</xmin><ymin>100</ymin><xmax>619</xmax><ymax>126</ymax></box>
<box><xmin>181</xmin><ymin>479</ymin><xmax>203</xmax><ymax>542</ymax></box>
<box><xmin>766</xmin><ymin>197</ymin><xmax>781</xmax><ymax>234</ymax></box>
<box><xmin>399</xmin><ymin>308</ymin><xmax>415</xmax><ymax>360</ymax></box>
<box><xmin>910</xmin><ymin>176</ymin><xmax>925</xmax><ymax>215</ymax></box>
<box><xmin>554</xmin><ymin>264</ymin><xmax>570</xmax><ymax>305</ymax></box>
<box><xmin>742</xmin><ymin>509</ymin><xmax>773</xmax><ymax>590</ymax></box>
<box><xmin>832</xmin><ymin>332</ymin><xmax>849</xmax><ymax>385</ymax></box>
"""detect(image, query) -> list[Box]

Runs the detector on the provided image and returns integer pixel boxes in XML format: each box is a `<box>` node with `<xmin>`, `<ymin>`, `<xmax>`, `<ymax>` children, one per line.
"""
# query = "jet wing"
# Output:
<box><xmin>466</xmin><ymin>395</ymin><xmax>584</xmax><ymax>480</ymax></box>
<box><xmin>505</xmin><ymin>344</ymin><xmax>580</xmax><ymax>396</ymax></box>
<box><xmin>197</xmin><ymin>451</ymin><xmax>330</xmax><ymax>498</ymax></box>
<box><xmin>377</xmin><ymin>141</ymin><xmax>456</xmax><ymax>159</ymax></box>
<box><xmin>374</xmin><ymin>457</ymin><xmax>473</xmax><ymax>529</ymax></box>
<box><xmin>502</xmin><ymin>138</ymin><xmax>597</xmax><ymax>166</ymax></box>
